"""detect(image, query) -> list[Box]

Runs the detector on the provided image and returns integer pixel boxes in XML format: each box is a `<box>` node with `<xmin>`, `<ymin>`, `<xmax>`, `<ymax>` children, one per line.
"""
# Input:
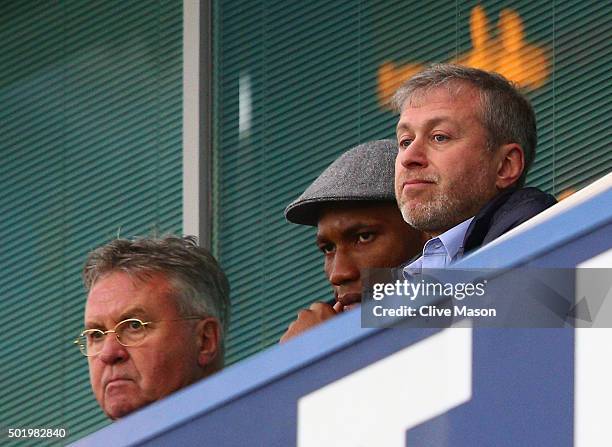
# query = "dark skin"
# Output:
<box><xmin>280</xmin><ymin>201</ymin><xmax>423</xmax><ymax>343</ymax></box>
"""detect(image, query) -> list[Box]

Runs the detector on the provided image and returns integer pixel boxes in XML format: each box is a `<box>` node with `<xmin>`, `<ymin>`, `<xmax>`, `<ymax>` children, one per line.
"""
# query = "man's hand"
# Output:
<box><xmin>279</xmin><ymin>302</ymin><xmax>339</xmax><ymax>343</ymax></box>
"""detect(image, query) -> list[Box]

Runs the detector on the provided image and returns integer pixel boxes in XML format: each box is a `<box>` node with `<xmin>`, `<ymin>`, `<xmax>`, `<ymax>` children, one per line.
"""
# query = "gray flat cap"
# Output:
<box><xmin>284</xmin><ymin>139</ymin><xmax>398</xmax><ymax>226</ymax></box>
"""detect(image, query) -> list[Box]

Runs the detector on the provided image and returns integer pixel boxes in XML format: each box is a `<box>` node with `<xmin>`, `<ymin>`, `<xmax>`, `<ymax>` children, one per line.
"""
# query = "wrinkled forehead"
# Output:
<box><xmin>401</xmin><ymin>81</ymin><xmax>480</xmax><ymax>109</ymax></box>
<box><xmin>317</xmin><ymin>201</ymin><xmax>399</xmax><ymax>221</ymax></box>
<box><xmin>316</xmin><ymin>201</ymin><xmax>405</xmax><ymax>236</ymax></box>
<box><xmin>84</xmin><ymin>270</ymin><xmax>178</xmax><ymax>323</ymax></box>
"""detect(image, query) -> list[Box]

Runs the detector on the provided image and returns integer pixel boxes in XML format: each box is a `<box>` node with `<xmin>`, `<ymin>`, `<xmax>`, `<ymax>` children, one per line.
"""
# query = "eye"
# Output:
<box><xmin>85</xmin><ymin>330</ymin><xmax>104</xmax><ymax>342</ymax></box>
<box><xmin>318</xmin><ymin>243</ymin><xmax>335</xmax><ymax>254</ymax></box>
<box><xmin>357</xmin><ymin>232</ymin><xmax>374</xmax><ymax>243</ymax></box>
<box><xmin>398</xmin><ymin>138</ymin><xmax>413</xmax><ymax>149</ymax></box>
<box><xmin>432</xmin><ymin>134</ymin><xmax>449</xmax><ymax>143</ymax></box>
<box><xmin>124</xmin><ymin>319</ymin><xmax>144</xmax><ymax>332</ymax></box>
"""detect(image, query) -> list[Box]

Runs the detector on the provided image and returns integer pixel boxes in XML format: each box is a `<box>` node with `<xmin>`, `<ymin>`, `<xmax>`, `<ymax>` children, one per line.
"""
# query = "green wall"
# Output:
<box><xmin>0</xmin><ymin>0</ymin><xmax>183</xmax><ymax>443</ymax></box>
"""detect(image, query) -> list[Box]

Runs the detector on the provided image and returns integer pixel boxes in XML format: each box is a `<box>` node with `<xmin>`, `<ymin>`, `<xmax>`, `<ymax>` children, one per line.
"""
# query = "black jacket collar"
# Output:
<box><xmin>462</xmin><ymin>187</ymin><xmax>557</xmax><ymax>255</ymax></box>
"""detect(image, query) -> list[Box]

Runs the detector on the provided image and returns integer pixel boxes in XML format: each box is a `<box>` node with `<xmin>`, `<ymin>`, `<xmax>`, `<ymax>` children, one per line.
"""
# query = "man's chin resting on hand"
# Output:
<box><xmin>280</xmin><ymin>140</ymin><xmax>423</xmax><ymax>343</ymax></box>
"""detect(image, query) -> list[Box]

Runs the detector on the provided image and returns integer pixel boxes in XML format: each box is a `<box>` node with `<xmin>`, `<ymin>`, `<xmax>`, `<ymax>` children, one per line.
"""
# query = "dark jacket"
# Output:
<box><xmin>462</xmin><ymin>187</ymin><xmax>557</xmax><ymax>255</ymax></box>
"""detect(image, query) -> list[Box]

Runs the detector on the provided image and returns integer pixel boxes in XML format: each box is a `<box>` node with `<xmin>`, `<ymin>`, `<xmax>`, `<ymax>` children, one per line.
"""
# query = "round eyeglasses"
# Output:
<box><xmin>73</xmin><ymin>317</ymin><xmax>202</xmax><ymax>357</ymax></box>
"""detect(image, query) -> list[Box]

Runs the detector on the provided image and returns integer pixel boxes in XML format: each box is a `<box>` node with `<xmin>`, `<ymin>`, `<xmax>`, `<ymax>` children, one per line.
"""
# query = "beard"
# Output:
<box><xmin>397</xmin><ymin>175</ymin><xmax>495</xmax><ymax>234</ymax></box>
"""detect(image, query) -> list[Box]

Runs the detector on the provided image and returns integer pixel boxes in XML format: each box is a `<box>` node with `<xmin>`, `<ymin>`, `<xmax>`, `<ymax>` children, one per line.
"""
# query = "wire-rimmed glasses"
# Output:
<box><xmin>73</xmin><ymin>317</ymin><xmax>202</xmax><ymax>357</ymax></box>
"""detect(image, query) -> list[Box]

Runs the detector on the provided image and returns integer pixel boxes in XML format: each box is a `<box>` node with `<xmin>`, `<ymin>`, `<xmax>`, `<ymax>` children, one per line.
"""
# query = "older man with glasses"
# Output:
<box><xmin>74</xmin><ymin>235</ymin><xmax>230</xmax><ymax>420</ymax></box>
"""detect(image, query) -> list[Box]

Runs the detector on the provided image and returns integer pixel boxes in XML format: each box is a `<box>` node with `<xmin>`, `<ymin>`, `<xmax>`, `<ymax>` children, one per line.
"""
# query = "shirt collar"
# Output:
<box><xmin>436</xmin><ymin>216</ymin><xmax>474</xmax><ymax>262</ymax></box>
<box><xmin>403</xmin><ymin>217</ymin><xmax>474</xmax><ymax>277</ymax></box>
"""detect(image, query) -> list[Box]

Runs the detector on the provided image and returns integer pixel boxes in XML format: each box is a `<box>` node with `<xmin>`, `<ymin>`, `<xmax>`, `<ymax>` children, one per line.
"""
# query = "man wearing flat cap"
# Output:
<box><xmin>280</xmin><ymin>139</ymin><xmax>423</xmax><ymax>342</ymax></box>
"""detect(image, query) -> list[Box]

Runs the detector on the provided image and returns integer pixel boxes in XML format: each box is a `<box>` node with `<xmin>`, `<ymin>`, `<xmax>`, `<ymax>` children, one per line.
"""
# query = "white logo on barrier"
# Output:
<box><xmin>297</xmin><ymin>326</ymin><xmax>472</xmax><ymax>447</ymax></box>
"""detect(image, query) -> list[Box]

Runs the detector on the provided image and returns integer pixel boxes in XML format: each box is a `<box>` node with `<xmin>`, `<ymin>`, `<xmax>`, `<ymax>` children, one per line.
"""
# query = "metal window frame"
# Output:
<box><xmin>183</xmin><ymin>0</ymin><xmax>212</xmax><ymax>248</ymax></box>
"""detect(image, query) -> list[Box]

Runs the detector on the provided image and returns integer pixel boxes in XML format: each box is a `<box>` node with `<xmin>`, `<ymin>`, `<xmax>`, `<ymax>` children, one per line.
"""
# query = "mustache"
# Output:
<box><xmin>399</xmin><ymin>172</ymin><xmax>439</xmax><ymax>183</ymax></box>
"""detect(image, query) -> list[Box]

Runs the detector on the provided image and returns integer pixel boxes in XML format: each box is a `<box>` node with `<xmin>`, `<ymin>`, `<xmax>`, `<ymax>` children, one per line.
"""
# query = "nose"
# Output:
<box><xmin>397</xmin><ymin>138</ymin><xmax>428</xmax><ymax>170</ymax></box>
<box><xmin>328</xmin><ymin>248</ymin><xmax>360</xmax><ymax>286</ymax></box>
<box><xmin>97</xmin><ymin>334</ymin><xmax>129</xmax><ymax>365</ymax></box>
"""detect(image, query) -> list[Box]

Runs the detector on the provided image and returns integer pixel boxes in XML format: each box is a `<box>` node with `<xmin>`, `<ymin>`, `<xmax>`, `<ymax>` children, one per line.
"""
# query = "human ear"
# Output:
<box><xmin>495</xmin><ymin>143</ymin><xmax>524</xmax><ymax>189</ymax></box>
<box><xmin>196</xmin><ymin>317</ymin><xmax>221</xmax><ymax>370</ymax></box>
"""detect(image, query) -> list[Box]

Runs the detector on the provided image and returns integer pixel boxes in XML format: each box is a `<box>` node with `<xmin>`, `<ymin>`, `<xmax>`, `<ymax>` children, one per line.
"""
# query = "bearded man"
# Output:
<box><xmin>393</xmin><ymin>64</ymin><xmax>556</xmax><ymax>273</ymax></box>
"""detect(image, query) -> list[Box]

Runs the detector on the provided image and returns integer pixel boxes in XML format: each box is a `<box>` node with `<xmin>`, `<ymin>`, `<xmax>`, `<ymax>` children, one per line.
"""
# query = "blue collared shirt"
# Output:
<box><xmin>403</xmin><ymin>217</ymin><xmax>474</xmax><ymax>277</ymax></box>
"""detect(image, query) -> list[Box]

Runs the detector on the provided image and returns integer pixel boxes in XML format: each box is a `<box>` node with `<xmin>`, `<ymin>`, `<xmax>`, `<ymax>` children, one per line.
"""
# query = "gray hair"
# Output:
<box><xmin>82</xmin><ymin>235</ymin><xmax>230</xmax><ymax>361</ymax></box>
<box><xmin>392</xmin><ymin>63</ymin><xmax>536</xmax><ymax>187</ymax></box>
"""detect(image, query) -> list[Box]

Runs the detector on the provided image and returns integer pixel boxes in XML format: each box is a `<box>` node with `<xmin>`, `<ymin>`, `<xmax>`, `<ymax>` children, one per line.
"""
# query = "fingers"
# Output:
<box><xmin>308</xmin><ymin>302</ymin><xmax>337</xmax><ymax>317</ymax></box>
<box><xmin>279</xmin><ymin>302</ymin><xmax>337</xmax><ymax>343</ymax></box>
